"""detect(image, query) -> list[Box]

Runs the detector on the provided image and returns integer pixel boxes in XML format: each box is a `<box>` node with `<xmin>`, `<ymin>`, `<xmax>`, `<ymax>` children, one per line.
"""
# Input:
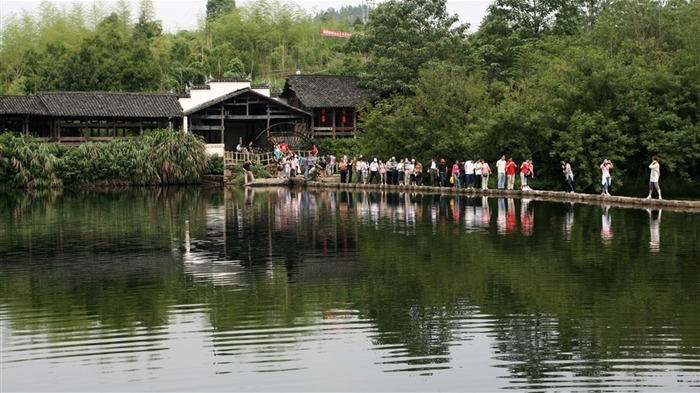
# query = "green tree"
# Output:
<box><xmin>358</xmin><ymin>64</ymin><xmax>491</xmax><ymax>162</ymax></box>
<box><xmin>347</xmin><ymin>0</ymin><xmax>470</xmax><ymax>95</ymax></box>
<box><xmin>206</xmin><ymin>0</ymin><xmax>236</xmax><ymax>22</ymax></box>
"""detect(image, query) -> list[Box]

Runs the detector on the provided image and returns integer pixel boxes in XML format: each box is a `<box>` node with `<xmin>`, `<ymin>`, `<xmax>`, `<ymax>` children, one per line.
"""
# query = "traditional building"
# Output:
<box><xmin>0</xmin><ymin>92</ymin><xmax>182</xmax><ymax>143</ymax></box>
<box><xmin>180</xmin><ymin>78</ymin><xmax>309</xmax><ymax>156</ymax></box>
<box><xmin>0</xmin><ymin>75</ymin><xmax>376</xmax><ymax>155</ymax></box>
<box><xmin>279</xmin><ymin>75</ymin><xmax>377</xmax><ymax>138</ymax></box>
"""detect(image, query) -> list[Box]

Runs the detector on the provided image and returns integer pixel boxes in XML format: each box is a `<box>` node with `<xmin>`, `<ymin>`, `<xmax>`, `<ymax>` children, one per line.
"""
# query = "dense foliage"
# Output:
<box><xmin>0</xmin><ymin>130</ymin><xmax>209</xmax><ymax>189</ymax></box>
<box><xmin>1</xmin><ymin>0</ymin><xmax>699</xmax><ymax>195</ymax></box>
<box><xmin>352</xmin><ymin>0</ymin><xmax>700</xmax><ymax>195</ymax></box>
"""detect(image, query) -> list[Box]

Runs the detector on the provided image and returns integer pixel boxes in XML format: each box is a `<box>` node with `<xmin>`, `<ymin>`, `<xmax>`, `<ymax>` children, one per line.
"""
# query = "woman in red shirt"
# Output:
<box><xmin>520</xmin><ymin>160</ymin><xmax>533</xmax><ymax>190</ymax></box>
<box><xmin>505</xmin><ymin>158</ymin><xmax>517</xmax><ymax>190</ymax></box>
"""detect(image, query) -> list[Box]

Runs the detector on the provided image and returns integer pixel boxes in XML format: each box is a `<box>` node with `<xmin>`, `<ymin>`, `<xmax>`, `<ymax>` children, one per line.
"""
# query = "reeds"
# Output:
<box><xmin>0</xmin><ymin>130</ymin><xmax>210</xmax><ymax>189</ymax></box>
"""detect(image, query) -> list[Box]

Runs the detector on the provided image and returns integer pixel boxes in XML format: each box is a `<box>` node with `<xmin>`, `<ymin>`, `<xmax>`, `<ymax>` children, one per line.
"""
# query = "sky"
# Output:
<box><xmin>0</xmin><ymin>0</ymin><xmax>493</xmax><ymax>33</ymax></box>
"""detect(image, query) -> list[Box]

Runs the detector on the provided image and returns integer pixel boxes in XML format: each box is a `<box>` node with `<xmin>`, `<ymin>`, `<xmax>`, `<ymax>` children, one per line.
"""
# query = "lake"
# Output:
<box><xmin>1</xmin><ymin>187</ymin><xmax>699</xmax><ymax>392</ymax></box>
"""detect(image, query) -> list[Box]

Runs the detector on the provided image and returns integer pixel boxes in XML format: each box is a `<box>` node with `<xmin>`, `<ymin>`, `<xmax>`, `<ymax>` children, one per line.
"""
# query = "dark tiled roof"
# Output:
<box><xmin>1</xmin><ymin>92</ymin><xmax>183</xmax><ymax>118</ymax></box>
<box><xmin>0</xmin><ymin>96</ymin><xmax>48</xmax><ymax>115</ymax></box>
<box><xmin>183</xmin><ymin>87</ymin><xmax>310</xmax><ymax>116</ymax></box>
<box><xmin>281</xmin><ymin>75</ymin><xmax>377</xmax><ymax>108</ymax></box>
<box><xmin>37</xmin><ymin>92</ymin><xmax>182</xmax><ymax>117</ymax></box>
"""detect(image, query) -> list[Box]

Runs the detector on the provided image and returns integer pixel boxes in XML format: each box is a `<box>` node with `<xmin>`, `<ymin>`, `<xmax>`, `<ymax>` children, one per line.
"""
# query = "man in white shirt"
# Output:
<box><xmin>369</xmin><ymin>158</ymin><xmax>379</xmax><ymax>184</ymax></box>
<box><xmin>429</xmin><ymin>158</ymin><xmax>437</xmax><ymax>186</ymax></box>
<box><xmin>464</xmin><ymin>160</ymin><xmax>475</xmax><ymax>189</ymax></box>
<box><xmin>496</xmin><ymin>155</ymin><xmax>506</xmax><ymax>189</ymax></box>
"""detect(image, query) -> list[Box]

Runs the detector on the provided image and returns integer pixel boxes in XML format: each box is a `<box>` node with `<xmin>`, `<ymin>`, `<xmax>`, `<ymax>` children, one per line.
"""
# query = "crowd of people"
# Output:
<box><xmin>329</xmin><ymin>155</ymin><xmax>538</xmax><ymax>191</ymax></box>
<box><xmin>247</xmin><ymin>143</ymin><xmax>665</xmax><ymax>199</ymax></box>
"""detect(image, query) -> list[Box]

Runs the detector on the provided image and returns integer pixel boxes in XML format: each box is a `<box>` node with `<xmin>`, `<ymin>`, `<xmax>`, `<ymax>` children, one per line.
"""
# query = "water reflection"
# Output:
<box><xmin>564</xmin><ymin>202</ymin><xmax>575</xmax><ymax>240</ymax></box>
<box><xmin>1</xmin><ymin>188</ymin><xmax>697</xmax><ymax>392</ymax></box>
<box><xmin>648</xmin><ymin>209</ymin><xmax>662</xmax><ymax>253</ymax></box>
<box><xmin>520</xmin><ymin>198</ymin><xmax>534</xmax><ymax>237</ymax></box>
<box><xmin>601</xmin><ymin>205</ymin><xmax>614</xmax><ymax>246</ymax></box>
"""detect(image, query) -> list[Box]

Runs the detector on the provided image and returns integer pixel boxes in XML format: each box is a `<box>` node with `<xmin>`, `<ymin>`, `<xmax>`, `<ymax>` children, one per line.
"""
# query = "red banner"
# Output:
<box><xmin>320</xmin><ymin>28</ymin><xmax>352</xmax><ymax>38</ymax></box>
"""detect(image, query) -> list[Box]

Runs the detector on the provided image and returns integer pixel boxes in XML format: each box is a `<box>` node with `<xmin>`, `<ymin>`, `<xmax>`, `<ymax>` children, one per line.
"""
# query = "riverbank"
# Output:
<box><xmin>244</xmin><ymin>176</ymin><xmax>700</xmax><ymax>213</ymax></box>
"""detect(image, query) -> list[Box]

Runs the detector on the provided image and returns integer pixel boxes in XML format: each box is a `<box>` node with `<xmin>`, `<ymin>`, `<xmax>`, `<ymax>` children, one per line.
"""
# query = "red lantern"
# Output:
<box><xmin>341</xmin><ymin>108</ymin><xmax>347</xmax><ymax>124</ymax></box>
<box><xmin>321</xmin><ymin>108</ymin><xmax>326</xmax><ymax>124</ymax></box>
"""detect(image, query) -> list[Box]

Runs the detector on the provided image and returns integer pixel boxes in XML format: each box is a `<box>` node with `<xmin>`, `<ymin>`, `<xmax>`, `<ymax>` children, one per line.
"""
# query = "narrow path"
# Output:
<box><xmin>243</xmin><ymin>177</ymin><xmax>700</xmax><ymax>213</ymax></box>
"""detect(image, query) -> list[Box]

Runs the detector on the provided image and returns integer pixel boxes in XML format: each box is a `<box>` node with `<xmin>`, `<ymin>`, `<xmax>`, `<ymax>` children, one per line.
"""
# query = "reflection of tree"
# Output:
<box><xmin>2</xmin><ymin>188</ymin><xmax>700</xmax><ymax>385</ymax></box>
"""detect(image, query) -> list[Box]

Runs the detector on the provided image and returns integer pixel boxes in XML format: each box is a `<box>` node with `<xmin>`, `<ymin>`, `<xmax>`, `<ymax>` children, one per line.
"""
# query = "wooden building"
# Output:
<box><xmin>0</xmin><ymin>92</ymin><xmax>182</xmax><ymax>143</ymax></box>
<box><xmin>182</xmin><ymin>86</ymin><xmax>310</xmax><ymax>154</ymax></box>
<box><xmin>280</xmin><ymin>75</ymin><xmax>377</xmax><ymax>138</ymax></box>
<box><xmin>0</xmin><ymin>75</ymin><xmax>376</xmax><ymax>154</ymax></box>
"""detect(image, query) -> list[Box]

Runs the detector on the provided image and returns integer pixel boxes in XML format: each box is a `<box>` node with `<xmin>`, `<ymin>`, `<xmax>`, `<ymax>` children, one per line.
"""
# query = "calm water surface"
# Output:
<box><xmin>1</xmin><ymin>188</ymin><xmax>699</xmax><ymax>392</ymax></box>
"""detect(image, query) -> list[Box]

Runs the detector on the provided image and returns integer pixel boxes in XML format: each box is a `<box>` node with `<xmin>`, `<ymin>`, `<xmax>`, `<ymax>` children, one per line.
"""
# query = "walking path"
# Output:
<box><xmin>243</xmin><ymin>177</ymin><xmax>700</xmax><ymax>213</ymax></box>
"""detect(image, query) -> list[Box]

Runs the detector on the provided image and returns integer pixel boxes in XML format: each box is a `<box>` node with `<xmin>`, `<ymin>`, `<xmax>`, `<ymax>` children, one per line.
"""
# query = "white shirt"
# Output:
<box><xmin>465</xmin><ymin>160</ymin><xmax>474</xmax><ymax>174</ymax></box>
<box><xmin>649</xmin><ymin>161</ymin><xmax>660</xmax><ymax>182</ymax></box>
<box><xmin>474</xmin><ymin>162</ymin><xmax>482</xmax><ymax>175</ymax></box>
<box><xmin>497</xmin><ymin>159</ymin><xmax>506</xmax><ymax>173</ymax></box>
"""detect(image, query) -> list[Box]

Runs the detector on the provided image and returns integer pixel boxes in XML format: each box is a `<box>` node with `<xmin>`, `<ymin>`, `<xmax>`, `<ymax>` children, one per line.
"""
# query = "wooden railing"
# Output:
<box><xmin>224</xmin><ymin>150</ymin><xmax>313</xmax><ymax>167</ymax></box>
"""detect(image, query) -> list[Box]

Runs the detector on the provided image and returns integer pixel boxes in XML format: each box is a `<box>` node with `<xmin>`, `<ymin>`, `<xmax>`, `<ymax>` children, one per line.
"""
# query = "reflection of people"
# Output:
<box><xmin>520</xmin><ymin>198</ymin><xmax>533</xmax><ymax>236</ymax></box>
<box><xmin>601</xmin><ymin>205</ymin><xmax>613</xmax><ymax>245</ymax></box>
<box><xmin>506</xmin><ymin>198</ymin><xmax>516</xmax><ymax>234</ymax></box>
<box><xmin>646</xmin><ymin>155</ymin><xmax>662</xmax><ymax>199</ymax></box>
<box><xmin>497</xmin><ymin>198</ymin><xmax>506</xmax><ymax>235</ymax></box>
<box><xmin>481</xmin><ymin>196</ymin><xmax>490</xmax><ymax>228</ymax></box>
<box><xmin>564</xmin><ymin>203</ymin><xmax>574</xmax><ymax>240</ymax></box>
<box><xmin>647</xmin><ymin>209</ymin><xmax>662</xmax><ymax>252</ymax></box>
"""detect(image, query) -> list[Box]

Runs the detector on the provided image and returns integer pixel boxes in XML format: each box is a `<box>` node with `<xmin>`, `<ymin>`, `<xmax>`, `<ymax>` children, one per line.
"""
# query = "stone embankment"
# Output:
<box><xmin>244</xmin><ymin>177</ymin><xmax>700</xmax><ymax>213</ymax></box>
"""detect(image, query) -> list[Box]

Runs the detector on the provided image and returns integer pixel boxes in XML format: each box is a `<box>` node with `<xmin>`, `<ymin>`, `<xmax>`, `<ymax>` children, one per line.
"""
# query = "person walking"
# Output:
<box><xmin>404</xmin><ymin>159</ymin><xmax>414</xmax><ymax>186</ymax></box>
<box><xmin>496</xmin><ymin>155</ymin><xmax>506</xmax><ymax>189</ymax></box>
<box><xmin>506</xmin><ymin>157</ymin><xmax>516</xmax><ymax>190</ymax></box>
<box><xmin>464</xmin><ymin>159</ymin><xmax>474</xmax><ymax>189</ymax></box>
<box><xmin>438</xmin><ymin>159</ymin><xmax>448</xmax><ymax>187</ymax></box>
<box><xmin>451</xmin><ymin>161</ymin><xmax>461</xmax><ymax>188</ymax></box>
<box><xmin>414</xmin><ymin>160</ymin><xmax>423</xmax><ymax>185</ymax></box>
<box><xmin>562</xmin><ymin>159</ymin><xmax>574</xmax><ymax>193</ymax></box>
<box><xmin>474</xmin><ymin>159</ymin><xmax>483</xmax><ymax>189</ymax></box>
<box><xmin>600</xmin><ymin>159</ymin><xmax>613</xmax><ymax>196</ymax></box>
<box><xmin>242</xmin><ymin>160</ymin><xmax>255</xmax><ymax>185</ymax></box>
<box><xmin>369</xmin><ymin>158</ymin><xmax>379</xmax><ymax>184</ymax></box>
<box><xmin>646</xmin><ymin>155</ymin><xmax>662</xmax><ymax>199</ymax></box>
<box><xmin>347</xmin><ymin>157</ymin><xmax>354</xmax><ymax>183</ymax></box>
<box><xmin>481</xmin><ymin>159</ymin><xmax>491</xmax><ymax>189</ymax></box>
<box><xmin>355</xmin><ymin>157</ymin><xmax>364</xmax><ymax>184</ymax></box>
<box><xmin>520</xmin><ymin>159</ymin><xmax>534</xmax><ymax>190</ymax></box>
<box><xmin>429</xmin><ymin>158</ymin><xmax>438</xmax><ymax>186</ymax></box>
<box><xmin>379</xmin><ymin>160</ymin><xmax>387</xmax><ymax>184</ymax></box>
<box><xmin>339</xmin><ymin>156</ymin><xmax>348</xmax><ymax>183</ymax></box>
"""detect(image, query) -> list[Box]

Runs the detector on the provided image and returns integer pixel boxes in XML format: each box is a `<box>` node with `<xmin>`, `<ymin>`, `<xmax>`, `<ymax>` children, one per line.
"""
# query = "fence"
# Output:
<box><xmin>224</xmin><ymin>150</ymin><xmax>313</xmax><ymax>167</ymax></box>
